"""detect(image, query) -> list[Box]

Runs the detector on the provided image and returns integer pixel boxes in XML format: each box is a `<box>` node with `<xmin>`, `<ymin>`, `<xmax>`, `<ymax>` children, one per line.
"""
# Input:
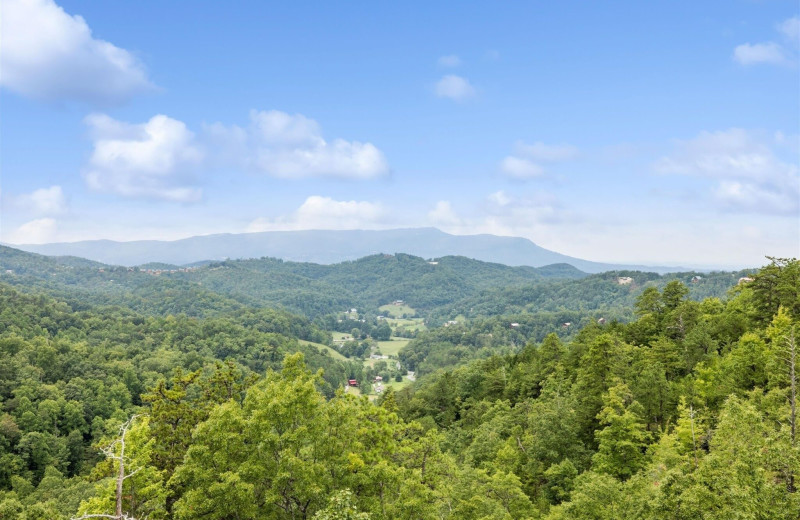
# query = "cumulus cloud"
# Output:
<box><xmin>488</xmin><ymin>190</ymin><xmax>511</xmax><ymax>207</ymax></box>
<box><xmin>501</xmin><ymin>141</ymin><xmax>578</xmax><ymax>179</ymax></box>
<box><xmin>435</xmin><ymin>75</ymin><xmax>476</xmax><ymax>101</ymax></box>
<box><xmin>654</xmin><ymin>128</ymin><xmax>799</xmax><ymax>215</ymax></box>
<box><xmin>733</xmin><ymin>16</ymin><xmax>799</xmax><ymax>67</ymax></box>
<box><xmin>16</xmin><ymin>185</ymin><xmax>67</xmax><ymax>214</ymax></box>
<box><xmin>84</xmin><ymin>113</ymin><xmax>204</xmax><ymax>202</ymax></box>
<box><xmin>427</xmin><ymin>192</ymin><xmax>572</xmax><ymax>237</ymax></box>
<box><xmin>778</xmin><ymin>16</ymin><xmax>800</xmax><ymax>44</ymax></box>
<box><xmin>206</xmin><ymin>110</ymin><xmax>389</xmax><ymax>179</ymax></box>
<box><xmin>500</xmin><ymin>157</ymin><xmax>544</xmax><ymax>179</ymax></box>
<box><xmin>438</xmin><ymin>55</ymin><xmax>461</xmax><ymax>67</ymax></box>
<box><xmin>515</xmin><ymin>142</ymin><xmax>579</xmax><ymax>162</ymax></box>
<box><xmin>427</xmin><ymin>201</ymin><xmax>463</xmax><ymax>227</ymax></box>
<box><xmin>6</xmin><ymin>218</ymin><xmax>58</xmax><ymax>244</ymax></box>
<box><xmin>0</xmin><ymin>0</ymin><xmax>154</xmax><ymax>104</ymax></box>
<box><xmin>247</xmin><ymin>196</ymin><xmax>387</xmax><ymax>232</ymax></box>
<box><xmin>733</xmin><ymin>42</ymin><xmax>787</xmax><ymax>65</ymax></box>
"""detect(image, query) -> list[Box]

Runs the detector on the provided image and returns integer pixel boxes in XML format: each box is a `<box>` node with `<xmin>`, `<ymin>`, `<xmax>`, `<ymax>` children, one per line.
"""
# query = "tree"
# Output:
<box><xmin>75</xmin><ymin>415</ymin><xmax>166</xmax><ymax>520</ymax></box>
<box><xmin>592</xmin><ymin>382</ymin><xmax>650</xmax><ymax>480</ymax></box>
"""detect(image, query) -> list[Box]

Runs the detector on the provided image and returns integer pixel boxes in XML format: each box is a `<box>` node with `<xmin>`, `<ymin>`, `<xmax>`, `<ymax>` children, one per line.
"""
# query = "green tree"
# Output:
<box><xmin>592</xmin><ymin>382</ymin><xmax>650</xmax><ymax>480</ymax></box>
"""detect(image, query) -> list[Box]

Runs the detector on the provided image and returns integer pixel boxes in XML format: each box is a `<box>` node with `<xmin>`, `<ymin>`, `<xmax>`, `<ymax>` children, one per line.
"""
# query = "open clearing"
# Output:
<box><xmin>299</xmin><ymin>340</ymin><xmax>348</xmax><ymax>361</ymax></box>
<box><xmin>376</xmin><ymin>339</ymin><xmax>409</xmax><ymax>357</ymax></box>
<box><xmin>382</xmin><ymin>377</ymin><xmax>412</xmax><ymax>392</ymax></box>
<box><xmin>378</xmin><ymin>303</ymin><xmax>416</xmax><ymax>318</ymax></box>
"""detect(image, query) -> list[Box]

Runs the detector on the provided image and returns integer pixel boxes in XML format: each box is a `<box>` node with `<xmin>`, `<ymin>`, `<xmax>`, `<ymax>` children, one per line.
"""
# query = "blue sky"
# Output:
<box><xmin>1</xmin><ymin>0</ymin><xmax>798</xmax><ymax>267</ymax></box>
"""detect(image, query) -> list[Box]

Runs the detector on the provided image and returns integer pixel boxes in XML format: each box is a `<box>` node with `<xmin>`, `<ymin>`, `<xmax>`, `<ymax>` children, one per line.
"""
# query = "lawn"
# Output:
<box><xmin>382</xmin><ymin>376</ymin><xmax>412</xmax><ymax>392</ymax></box>
<box><xmin>376</xmin><ymin>339</ymin><xmax>409</xmax><ymax>357</ymax></box>
<box><xmin>378</xmin><ymin>303</ymin><xmax>416</xmax><ymax>318</ymax></box>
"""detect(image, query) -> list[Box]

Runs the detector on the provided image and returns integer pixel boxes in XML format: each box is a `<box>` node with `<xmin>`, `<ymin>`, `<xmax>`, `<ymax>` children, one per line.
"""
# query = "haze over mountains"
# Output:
<box><xmin>10</xmin><ymin>227</ymin><xmax>685</xmax><ymax>274</ymax></box>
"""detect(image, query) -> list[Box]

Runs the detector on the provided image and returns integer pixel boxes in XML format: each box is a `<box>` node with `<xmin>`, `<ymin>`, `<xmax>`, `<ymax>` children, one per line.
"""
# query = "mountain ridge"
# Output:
<box><xmin>8</xmin><ymin>227</ymin><xmax>685</xmax><ymax>273</ymax></box>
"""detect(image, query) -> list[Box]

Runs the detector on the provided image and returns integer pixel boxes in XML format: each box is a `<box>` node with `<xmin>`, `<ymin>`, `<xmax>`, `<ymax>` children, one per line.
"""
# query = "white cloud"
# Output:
<box><xmin>733</xmin><ymin>17</ymin><xmax>800</xmax><ymax>67</ymax></box>
<box><xmin>438</xmin><ymin>55</ymin><xmax>461</xmax><ymax>67</ymax></box>
<box><xmin>207</xmin><ymin>110</ymin><xmax>389</xmax><ymax>179</ymax></box>
<box><xmin>778</xmin><ymin>16</ymin><xmax>800</xmax><ymax>44</ymax></box>
<box><xmin>500</xmin><ymin>157</ymin><xmax>544</xmax><ymax>179</ymax></box>
<box><xmin>427</xmin><ymin>192</ymin><xmax>571</xmax><ymax>238</ymax></box>
<box><xmin>435</xmin><ymin>75</ymin><xmax>476</xmax><ymax>101</ymax></box>
<box><xmin>7</xmin><ymin>218</ymin><xmax>58</xmax><ymax>244</ymax></box>
<box><xmin>427</xmin><ymin>201</ymin><xmax>463</xmax><ymax>227</ymax></box>
<box><xmin>488</xmin><ymin>190</ymin><xmax>511</xmax><ymax>207</ymax></box>
<box><xmin>0</xmin><ymin>0</ymin><xmax>153</xmax><ymax>104</ymax></box>
<box><xmin>514</xmin><ymin>141</ymin><xmax>579</xmax><ymax>162</ymax></box>
<box><xmin>247</xmin><ymin>196</ymin><xmax>387</xmax><ymax>232</ymax></box>
<box><xmin>500</xmin><ymin>140</ymin><xmax>578</xmax><ymax>179</ymax></box>
<box><xmin>16</xmin><ymin>185</ymin><xmax>67</xmax><ymax>214</ymax></box>
<box><xmin>655</xmin><ymin>128</ymin><xmax>799</xmax><ymax>215</ymax></box>
<box><xmin>733</xmin><ymin>42</ymin><xmax>787</xmax><ymax>65</ymax></box>
<box><xmin>84</xmin><ymin>113</ymin><xmax>204</xmax><ymax>202</ymax></box>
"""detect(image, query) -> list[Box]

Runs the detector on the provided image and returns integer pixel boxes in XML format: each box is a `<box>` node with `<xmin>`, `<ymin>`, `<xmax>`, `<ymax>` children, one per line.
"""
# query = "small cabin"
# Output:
<box><xmin>562</xmin><ymin>322</ymin><xmax>571</xmax><ymax>328</ymax></box>
<box><xmin>691</xmin><ymin>276</ymin><xmax>703</xmax><ymax>283</ymax></box>
<box><xmin>348</xmin><ymin>379</ymin><xmax>358</xmax><ymax>387</ymax></box>
<box><xmin>510</xmin><ymin>323</ymin><xmax>520</xmax><ymax>328</ymax></box>
<box><xmin>617</xmin><ymin>276</ymin><xmax>633</xmax><ymax>285</ymax></box>
<box><xmin>598</xmin><ymin>317</ymin><xmax>607</xmax><ymax>325</ymax></box>
<box><xmin>374</xmin><ymin>376</ymin><xmax>383</xmax><ymax>382</ymax></box>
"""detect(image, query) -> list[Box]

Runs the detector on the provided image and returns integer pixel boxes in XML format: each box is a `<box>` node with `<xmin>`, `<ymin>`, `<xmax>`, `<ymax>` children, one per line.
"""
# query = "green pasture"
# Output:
<box><xmin>299</xmin><ymin>340</ymin><xmax>347</xmax><ymax>361</ymax></box>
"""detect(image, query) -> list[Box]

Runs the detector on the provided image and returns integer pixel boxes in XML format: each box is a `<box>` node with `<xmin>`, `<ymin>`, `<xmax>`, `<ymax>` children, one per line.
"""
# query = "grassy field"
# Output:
<box><xmin>382</xmin><ymin>377</ymin><xmax>412</xmax><ymax>392</ymax></box>
<box><xmin>299</xmin><ymin>340</ymin><xmax>348</xmax><ymax>361</ymax></box>
<box><xmin>376</xmin><ymin>339</ymin><xmax>409</xmax><ymax>357</ymax></box>
<box><xmin>378</xmin><ymin>303</ymin><xmax>416</xmax><ymax>318</ymax></box>
<box><xmin>344</xmin><ymin>385</ymin><xmax>362</xmax><ymax>397</ymax></box>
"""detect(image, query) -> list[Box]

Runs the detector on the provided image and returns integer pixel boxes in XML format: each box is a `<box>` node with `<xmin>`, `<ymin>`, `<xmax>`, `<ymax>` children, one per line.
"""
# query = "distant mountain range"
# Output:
<box><xmin>9</xmin><ymin>227</ymin><xmax>683</xmax><ymax>273</ymax></box>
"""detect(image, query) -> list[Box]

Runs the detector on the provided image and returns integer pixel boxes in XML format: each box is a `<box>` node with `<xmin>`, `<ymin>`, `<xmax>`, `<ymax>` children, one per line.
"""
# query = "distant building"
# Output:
<box><xmin>510</xmin><ymin>323</ymin><xmax>520</xmax><ymax>328</ymax></box>
<box><xmin>374</xmin><ymin>376</ymin><xmax>383</xmax><ymax>382</ymax></box>
<box><xmin>598</xmin><ymin>317</ymin><xmax>607</xmax><ymax>325</ymax></box>
<box><xmin>691</xmin><ymin>276</ymin><xmax>703</xmax><ymax>283</ymax></box>
<box><xmin>393</xmin><ymin>300</ymin><xmax>404</xmax><ymax>306</ymax></box>
<box><xmin>445</xmin><ymin>320</ymin><xmax>459</xmax><ymax>326</ymax></box>
<box><xmin>738</xmin><ymin>277</ymin><xmax>754</xmax><ymax>285</ymax></box>
<box><xmin>428</xmin><ymin>261</ymin><xmax>439</xmax><ymax>265</ymax></box>
<box><xmin>348</xmin><ymin>379</ymin><xmax>358</xmax><ymax>387</ymax></box>
<box><xmin>562</xmin><ymin>322</ymin><xmax>571</xmax><ymax>328</ymax></box>
<box><xmin>617</xmin><ymin>276</ymin><xmax>633</xmax><ymax>285</ymax></box>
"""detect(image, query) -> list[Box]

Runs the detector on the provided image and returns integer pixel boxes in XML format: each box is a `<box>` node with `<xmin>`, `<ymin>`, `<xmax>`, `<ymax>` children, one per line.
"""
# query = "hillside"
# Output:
<box><xmin>10</xmin><ymin>228</ymin><xmax>686</xmax><ymax>273</ymax></box>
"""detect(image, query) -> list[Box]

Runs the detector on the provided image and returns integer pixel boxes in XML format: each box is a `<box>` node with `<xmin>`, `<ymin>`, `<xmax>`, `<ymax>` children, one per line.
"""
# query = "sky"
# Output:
<box><xmin>1</xmin><ymin>0</ymin><xmax>798</xmax><ymax>268</ymax></box>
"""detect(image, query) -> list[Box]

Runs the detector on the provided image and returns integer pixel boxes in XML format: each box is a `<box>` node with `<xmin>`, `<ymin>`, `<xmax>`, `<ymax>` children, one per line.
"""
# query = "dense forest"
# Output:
<box><xmin>0</xmin><ymin>246</ymin><xmax>796</xmax><ymax>518</ymax></box>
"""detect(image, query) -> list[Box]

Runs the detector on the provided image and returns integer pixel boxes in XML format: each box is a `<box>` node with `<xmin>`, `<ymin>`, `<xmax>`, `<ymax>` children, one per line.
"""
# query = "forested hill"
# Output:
<box><xmin>0</xmin><ymin>256</ymin><xmax>796</xmax><ymax>519</ymax></box>
<box><xmin>0</xmin><ymin>246</ymin><xmax>746</xmax><ymax>322</ymax></box>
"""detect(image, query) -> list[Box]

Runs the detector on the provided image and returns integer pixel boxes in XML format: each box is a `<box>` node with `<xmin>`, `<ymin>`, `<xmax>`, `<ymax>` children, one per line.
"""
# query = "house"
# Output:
<box><xmin>510</xmin><ymin>323</ymin><xmax>520</xmax><ymax>328</ymax></box>
<box><xmin>348</xmin><ymin>379</ymin><xmax>358</xmax><ymax>387</ymax></box>
<box><xmin>428</xmin><ymin>261</ymin><xmax>439</xmax><ymax>265</ymax></box>
<box><xmin>691</xmin><ymin>276</ymin><xmax>703</xmax><ymax>283</ymax></box>
<box><xmin>562</xmin><ymin>322</ymin><xmax>571</xmax><ymax>328</ymax></box>
<box><xmin>445</xmin><ymin>320</ymin><xmax>459</xmax><ymax>326</ymax></box>
<box><xmin>598</xmin><ymin>317</ymin><xmax>607</xmax><ymax>325</ymax></box>
<box><xmin>393</xmin><ymin>300</ymin><xmax>404</xmax><ymax>306</ymax></box>
<box><xmin>738</xmin><ymin>277</ymin><xmax>754</xmax><ymax>285</ymax></box>
<box><xmin>374</xmin><ymin>376</ymin><xmax>383</xmax><ymax>382</ymax></box>
<box><xmin>349</xmin><ymin>308</ymin><xmax>357</xmax><ymax>314</ymax></box>
<box><xmin>617</xmin><ymin>276</ymin><xmax>633</xmax><ymax>285</ymax></box>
